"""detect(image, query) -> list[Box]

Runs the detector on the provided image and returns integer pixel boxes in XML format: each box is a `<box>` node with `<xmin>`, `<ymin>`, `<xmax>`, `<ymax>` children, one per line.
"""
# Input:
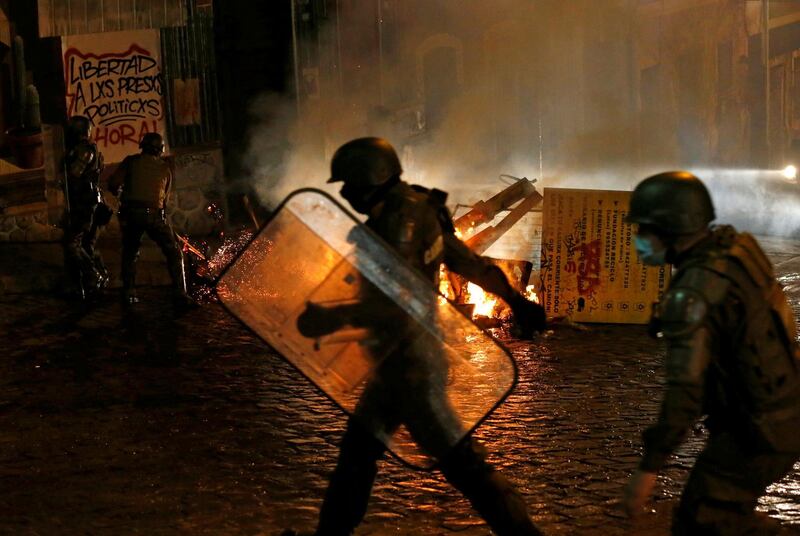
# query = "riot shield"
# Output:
<box><xmin>216</xmin><ymin>189</ymin><xmax>517</xmax><ymax>469</ymax></box>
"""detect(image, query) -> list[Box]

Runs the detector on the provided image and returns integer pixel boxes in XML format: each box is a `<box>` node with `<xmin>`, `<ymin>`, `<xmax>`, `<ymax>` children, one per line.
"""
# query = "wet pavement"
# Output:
<box><xmin>3</xmin><ymin>237</ymin><xmax>800</xmax><ymax>535</ymax></box>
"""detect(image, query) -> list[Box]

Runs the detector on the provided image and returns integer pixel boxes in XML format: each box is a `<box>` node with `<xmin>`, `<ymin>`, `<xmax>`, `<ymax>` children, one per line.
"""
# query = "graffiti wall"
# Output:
<box><xmin>62</xmin><ymin>30</ymin><xmax>166</xmax><ymax>163</ymax></box>
<box><xmin>540</xmin><ymin>188</ymin><xmax>669</xmax><ymax>324</ymax></box>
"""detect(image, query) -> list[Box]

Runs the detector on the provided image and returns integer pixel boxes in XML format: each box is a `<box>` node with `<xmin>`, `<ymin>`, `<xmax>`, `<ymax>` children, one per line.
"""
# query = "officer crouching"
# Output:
<box><xmin>622</xmin><ymin>172</ymin><xmax>800</xmax><ymax>535</ymax></box>
<box><xmin>108</xmin><ymin>133</ymin><xmax>190</xmax><ymax>307</ymax></box>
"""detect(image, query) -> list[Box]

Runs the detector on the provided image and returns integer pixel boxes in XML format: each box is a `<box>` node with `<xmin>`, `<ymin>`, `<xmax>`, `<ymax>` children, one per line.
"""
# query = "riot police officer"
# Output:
<box><xmin>623</xmin><ymin>172</ymin><xmax>800</xmax><ymax>534</ymax></box>
<box><xmin>108</xmin><ymin>132</ymin><xmax>188</xmax><ymax>305</ymax></box>
<box><xmin>291</xmin><ymin>137</ymin><xmax>545</xmax><ymax>536</ymax></box>
<box><xmin>62</xmin><ymin>115</ymin><xmax>110</xmax><ymax>299</ymax></box>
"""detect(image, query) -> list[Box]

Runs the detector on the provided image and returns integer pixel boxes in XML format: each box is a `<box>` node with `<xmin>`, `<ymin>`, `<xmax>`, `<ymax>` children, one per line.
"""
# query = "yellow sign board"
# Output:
<box><xmin>540</xmin><ymin>188</ymin><xmax>669</xmax><ymax>324</ymax></box>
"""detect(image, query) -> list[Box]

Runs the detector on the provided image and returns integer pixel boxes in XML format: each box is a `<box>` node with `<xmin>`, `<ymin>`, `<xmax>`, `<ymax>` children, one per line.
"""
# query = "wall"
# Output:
<box><xmin>0</xmin><ymin>1</ymin><xmax>224</xmax><ymax>242</ymax></box>
<box><xmin>37</xmin><ymin>0</ymin><xmax>187</xmax><ymax>37</ymax></box>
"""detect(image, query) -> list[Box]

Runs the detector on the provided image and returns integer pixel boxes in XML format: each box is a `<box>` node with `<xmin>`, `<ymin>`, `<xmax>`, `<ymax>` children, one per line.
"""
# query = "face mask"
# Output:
<box><xmin>634</xmin><ymin>235</ymin><xmax>667</xmax><ymax>266</ymax></box>
<box><xmin>340</xmin><ymin>183</ymin><xmax>374</xmax><ymax>214</ymax></box>
<box><xmin>340</xmin><ymin>176</ymin><xmax>399</xmax><ymax>215</ymax></box>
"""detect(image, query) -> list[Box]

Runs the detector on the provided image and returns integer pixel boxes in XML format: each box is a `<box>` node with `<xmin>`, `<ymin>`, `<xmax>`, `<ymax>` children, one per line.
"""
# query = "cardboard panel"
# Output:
<box><xmin>540</xmin><ymin>187</ymin><xmax>669</xmax><ymax>324</ymax></box>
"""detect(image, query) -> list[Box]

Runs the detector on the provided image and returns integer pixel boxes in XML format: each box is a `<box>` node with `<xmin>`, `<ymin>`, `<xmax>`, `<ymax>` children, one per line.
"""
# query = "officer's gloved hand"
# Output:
<box><xmin>508</xmin><ymin>293</ymin><xmax>546</xmax><ymax>339</ymax></box>
<box><xmin>296</xmin><ymin>302</ymin><xmax>344</xmax><ymax>339</ymax></box>
<box><xmin>93</xmin><ymin>201</ymin><xmax>114</xmax><ymax>227</ymax></box>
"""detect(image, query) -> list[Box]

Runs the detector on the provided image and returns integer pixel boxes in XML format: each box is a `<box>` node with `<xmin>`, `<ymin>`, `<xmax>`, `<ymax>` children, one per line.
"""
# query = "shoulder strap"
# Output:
<box><xmin>412</xmin><ymin>184</ymin><xmax>454</xmax><ymax>233</ymax></box>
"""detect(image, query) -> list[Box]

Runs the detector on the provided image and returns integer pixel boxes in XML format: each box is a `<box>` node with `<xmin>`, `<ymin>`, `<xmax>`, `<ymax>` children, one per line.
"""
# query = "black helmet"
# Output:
<box><xmin>139</xmin><ymin>132</ymin><xmax>165</xmax><ymax>155</ymax></box>
<box><xmin>626</xmin><ymin>171</ymin><xmax>715</xmax><ymax>235</ymax></box>
<box><xmin>328</xmin><ymin>137</ymin><xmax>402</xmax><ymax>187</ymax></box>
<box><xmin>65</xmin><ymin>115</ymin><xmax>92</xmax><ymax>141</ymax></box>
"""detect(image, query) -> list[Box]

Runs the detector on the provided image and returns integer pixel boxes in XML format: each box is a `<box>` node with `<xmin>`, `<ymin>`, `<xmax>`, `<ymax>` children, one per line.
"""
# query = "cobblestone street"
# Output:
<box><xmin>3</xmin><ymin>237</ymin><xmax>800</xmax><ymax>535</ymax></box>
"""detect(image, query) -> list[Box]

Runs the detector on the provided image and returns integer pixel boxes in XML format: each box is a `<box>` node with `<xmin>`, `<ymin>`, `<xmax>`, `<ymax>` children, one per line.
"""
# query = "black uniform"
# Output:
<box><xmin>642</xmin><ymin>226</ymin><xmax>800</xmax><ymax>534</ymax></box>
<box><xmin>109</xmin><ymin>152</ymin><xmax>186</xmax><ymax>300</ymax></box>
<box><xmin>62</xmin><ymin>139</ymin><xmax>106</xmax><ymax>295</ymax></box>
<box><xmin>313</xmin><ymin>180</ymin><xmax>541</xmax><ymax>536</ymax></box>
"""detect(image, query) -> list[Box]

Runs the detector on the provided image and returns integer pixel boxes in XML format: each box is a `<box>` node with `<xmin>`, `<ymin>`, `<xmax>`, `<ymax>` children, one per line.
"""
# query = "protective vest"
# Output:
<box><xmin>119</xmin><ymin>154</ymin><xmax>172</xmax><ymax>209</ymax></box>
<box><xmin>65</xmin><ymin>140</ymin><xmax>102</xmax><ymax>208</ymax></box>
<box><xmin>675</xmin><ymin>226</ymin><xmax>800</xmax><ymax>451</ymax></box>
<box><xmin>366</xmin><ymin>182</ymin><xmax>449</xmax><ymax>283</ymax></box>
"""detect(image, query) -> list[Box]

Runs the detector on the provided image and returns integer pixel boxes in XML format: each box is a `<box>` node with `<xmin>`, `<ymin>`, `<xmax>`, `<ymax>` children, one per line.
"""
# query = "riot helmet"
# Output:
<box><xmin>328</xmin><ymin>137</ymin><xmax>403</xmax><ymax>214</ymax></box>
<box><xmin>626</xmin><ymin>171</ymin><xmax>715</xmax><ymax>236</ymax></box>
<box><xmin>139</xmin><ymin>132</ymin><xmax>165</xmax><ymax>156</ymax></box>
<box><xmin>65</xmin><ymin>115</ymin><xmax>92</xmax><ymax>148</ymax></box>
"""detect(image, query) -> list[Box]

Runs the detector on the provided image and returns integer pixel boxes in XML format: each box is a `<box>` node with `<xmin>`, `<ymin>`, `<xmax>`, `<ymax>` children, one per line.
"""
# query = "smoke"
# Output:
<box><xmin>242</xmin><ymin>0</ymin><xmax>800</xmax><ymax>237</ymax></box>
<box><xmin>691</xmin><ymin>169</ymin><xmax>800</xmax><ymax>237</ymax></box>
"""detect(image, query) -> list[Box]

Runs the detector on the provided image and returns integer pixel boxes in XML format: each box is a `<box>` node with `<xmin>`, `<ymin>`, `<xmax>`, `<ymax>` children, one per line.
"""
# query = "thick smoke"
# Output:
<box><xmin>243</xmin><ymin>0</ymin><xmax>800</xmax><ymax>239</ymax></box>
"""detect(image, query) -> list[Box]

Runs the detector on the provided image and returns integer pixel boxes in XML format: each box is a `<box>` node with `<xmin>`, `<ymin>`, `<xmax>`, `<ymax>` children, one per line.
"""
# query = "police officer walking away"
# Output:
<box><xmin>108</xmin><ymin>132</ymin><xmax>189</xmax><ymax>306</ymax></box>
<box><xmin>62</xmin><ymin>115</ymin><xmax>111</xmax><ymax>300</ymax></box>
<box><xmin>289</xmin><ymin>137</ymin><xmax>546</xmax><ymax>536</ymax></box>
<box><xmin>623</xmin><ymin>171</ymin><xmax>800</xmax><ymax>534</ymax></box>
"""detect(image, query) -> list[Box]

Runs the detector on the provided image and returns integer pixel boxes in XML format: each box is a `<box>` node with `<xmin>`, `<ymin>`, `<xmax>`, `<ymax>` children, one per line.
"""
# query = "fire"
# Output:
<box><xmin>439</xmin><ymin>264</ymin><xmax>501</xmax><ymax>319</ymax></box>
<box><xmin>525</xmin><ymin>284</ymin><xmax>540</xmax><ymax>304</ymax></box>
<box><xmin>465</xmin><ymin>282</ymin><xmax>499</xmax><ymax>317</ymax></box>
<box><xmin>438</xmin><ymin>264</ymin><xmax>455</xmax><ymax>305</ymax></box>
<box><xmin>453</xmin><ymin>225</ymin><xmax>475</xmax><ymax>240</ymax></box>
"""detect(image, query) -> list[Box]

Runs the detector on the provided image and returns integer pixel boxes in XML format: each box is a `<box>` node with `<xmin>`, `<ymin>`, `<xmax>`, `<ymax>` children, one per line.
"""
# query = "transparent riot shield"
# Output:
<box><xmin>216</xmin><ymin>189</ymin><xmax>517</xmax><ymax>469</ymax></box>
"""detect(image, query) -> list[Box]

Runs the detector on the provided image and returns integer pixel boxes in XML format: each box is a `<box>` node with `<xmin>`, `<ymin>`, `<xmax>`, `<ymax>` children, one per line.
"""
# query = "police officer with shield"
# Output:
<box><xmin>108</xmin><ymin>132</ymin><xmax>189</xmax><ymax>306</ymax></box>
<box><xmin>62</xmin><ymin>115</ymin><xmax>111</xmax><ymax>299</ymax></box>
<box><xmin>290</xmin><ymin>137</ymin><xmax>545</xmax><ymax>536</ymax></box>
<box><xmin>622</xmin><ymin>172</ymin><xmax>800</xmax><ymax>534</ymax></box>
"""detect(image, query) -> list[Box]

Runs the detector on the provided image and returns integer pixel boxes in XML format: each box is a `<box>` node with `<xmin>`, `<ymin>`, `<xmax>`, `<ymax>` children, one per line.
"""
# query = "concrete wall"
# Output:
<box><xmin>0</xmin><ymin>141</ymin><xmax>225</xmax><ymax>243</ymax></box>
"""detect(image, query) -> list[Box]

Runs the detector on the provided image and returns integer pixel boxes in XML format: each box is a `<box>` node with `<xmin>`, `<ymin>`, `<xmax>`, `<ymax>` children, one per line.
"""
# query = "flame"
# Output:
<box><xmin>440</xmin><ymin>264</ymin><xmax>536</xmax><ymax>320</ymax></box>
<box><xmin>525</xmin><ymin>284</ymin><xmax>540</xmax><ymax>304</ymax></box>
<box><xmin>453</xmin><ymin>225</ymin><xmax>475</xmax><ymax>240</ymax></box>
<box><xmin>438</xmin><ymin>264</ymin><xmax>455</xmax><ymax>305</ymax></box>
<box><xmin>465</xmin><ymin>282</ymin><xmax>499</xmax><ymax>317</ymax></box>
<box><xmin>440</xmin><ymin>264</ymin><xmax>496</xmax><ymax>316</ymax></box>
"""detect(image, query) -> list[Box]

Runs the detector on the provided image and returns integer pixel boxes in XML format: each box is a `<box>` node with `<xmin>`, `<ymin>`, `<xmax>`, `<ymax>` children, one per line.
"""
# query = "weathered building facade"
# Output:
<box><xmin>0</xmin><ymin>0</ymin><xmax>223</xmax><ymax>243</ymax></box>
<box><xmin>290</xmin><ymin>0</ymin><xmax>800</xmax><ymax>185</ymax></box>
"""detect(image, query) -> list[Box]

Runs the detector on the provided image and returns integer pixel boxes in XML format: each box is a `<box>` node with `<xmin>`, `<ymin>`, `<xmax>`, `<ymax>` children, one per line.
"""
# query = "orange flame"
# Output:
<box><xmin>525</xmin><ymin>284</ymin><xmax>540</xmax><ymax>304</ymax></box>
<box><xmin>438</xmin><ymin>264</ymin><xmax>455</xmax><ymax>306</ymax></box>
<box><xmin>465</xmin><ymin>282</ymin><xmax>499</xmax><ymax>317</ymax></box>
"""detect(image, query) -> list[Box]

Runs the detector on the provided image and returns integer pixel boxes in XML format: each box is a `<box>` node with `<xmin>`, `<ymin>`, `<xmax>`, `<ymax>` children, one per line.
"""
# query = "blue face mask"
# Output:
<box><xmin>634</xmin><ymin>235</ymin><xmax>667</xmax><ymax>266</ymax></box>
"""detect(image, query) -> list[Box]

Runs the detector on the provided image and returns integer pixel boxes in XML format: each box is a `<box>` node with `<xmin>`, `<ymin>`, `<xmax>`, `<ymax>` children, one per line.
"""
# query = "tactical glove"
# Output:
<box><xmin>296</xmin><ymin>302</ymin><xmax>345</xmax><ymax>339</ymax></box>
<box><xmin>509</xmin><ymin>294</ymin><xmax>546</xmax><ymax>339</ymax></box>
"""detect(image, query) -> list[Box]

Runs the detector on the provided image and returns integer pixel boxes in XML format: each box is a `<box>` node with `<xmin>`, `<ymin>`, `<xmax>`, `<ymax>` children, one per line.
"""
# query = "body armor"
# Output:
<box><xmin>649</xmin><ymin>226</ymin><xmax>800</xmax><ymax>457</ymax></box>
<box><xmin>65</xmin><ymin>140</ymin><xmax>103</xmax><ymax>209</ymax></box>
<box><xmin>111</xmin><ymin>154</ymin><xmax>172</xmax><ymax>210</ymax></box>
<box><xmin>368</xmin><ymin>180</ymin><xmax>543</xmax><ymax>328</ymax></box>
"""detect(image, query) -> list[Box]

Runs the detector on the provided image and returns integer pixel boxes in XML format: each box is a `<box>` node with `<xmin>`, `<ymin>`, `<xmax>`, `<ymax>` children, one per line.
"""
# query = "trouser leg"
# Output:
<box><xmin>121</xmin><ymin>217</ymin><xmax>145</xmax><ymax>297</ymax></box>
<box><xmin>439</xmin><ymin>437</ymin><xmax>542</xmax><ymax>536</ymax></box>
<box><xmin>316</xmin><ymin>418</ymin><xmax>387</xmax><ymax>536</ymax></box>
<box><xmin>673</xmin><ymin>432</ymin><xmax>799</xmax><ymax>536</ymax></box>
<box><xmin>82</xmin><ymin>215</ymin><xmax>108</xmax><ymax>285</ymax></box>
<box><xmin>147</xmin><ymin>216</ymin><xmax>186</xmax><ymax>296</ymax></box>
<box><xmin>62</xmin><ymin>209</ymin><xmax>97</xmax><ymax>295</ymax></box>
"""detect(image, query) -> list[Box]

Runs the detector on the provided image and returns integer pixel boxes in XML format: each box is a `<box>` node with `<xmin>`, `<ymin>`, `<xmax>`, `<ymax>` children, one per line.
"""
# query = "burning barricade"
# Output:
<box><xmin>440</xmin><ymin>176</ymin><xmax>543</xmax><ymax>331</ymax></box>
